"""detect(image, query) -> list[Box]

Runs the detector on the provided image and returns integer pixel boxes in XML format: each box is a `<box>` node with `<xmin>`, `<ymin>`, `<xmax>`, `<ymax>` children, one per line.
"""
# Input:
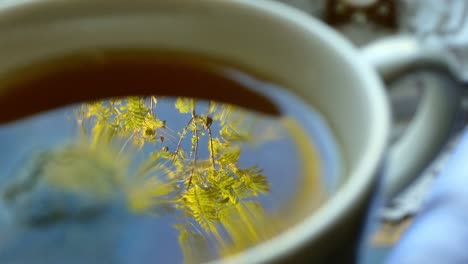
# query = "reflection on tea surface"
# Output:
<box><xmin>0</xmin><ymin>95</ymin><xmax>338</xmax><ymax>263</ymax></box>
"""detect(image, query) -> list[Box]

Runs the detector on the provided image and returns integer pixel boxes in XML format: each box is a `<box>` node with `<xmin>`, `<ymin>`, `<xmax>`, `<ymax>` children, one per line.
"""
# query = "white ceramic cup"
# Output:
<box><xmin>0</xmin><ymin>0</ymin><xmax>458</xmax><ymax>263</ymax></box>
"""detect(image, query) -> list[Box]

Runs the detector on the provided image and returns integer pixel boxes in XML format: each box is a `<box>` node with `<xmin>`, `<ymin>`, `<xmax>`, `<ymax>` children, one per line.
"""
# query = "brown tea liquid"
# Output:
<box><xmin>0</xmin><ymin>50</ymin><xmax>342</xmax><ymax>263</ymax></box>
<box><xmin>0</xmin><ymin>50</ymin><xmax>280</xmax><ymax>124</ymax></box>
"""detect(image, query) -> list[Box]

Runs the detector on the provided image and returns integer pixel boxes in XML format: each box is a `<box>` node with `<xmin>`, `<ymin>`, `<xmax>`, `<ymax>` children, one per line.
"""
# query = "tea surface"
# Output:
<box><xmin>0</xmin><ymin>51</ymin><xmax>343</xmax><ymax>263</ymax></box>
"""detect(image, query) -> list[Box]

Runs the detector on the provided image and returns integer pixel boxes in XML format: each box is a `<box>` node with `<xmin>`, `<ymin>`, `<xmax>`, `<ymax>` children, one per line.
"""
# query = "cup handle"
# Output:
<box><xmin>361</xmin><ymin>35</ymin><xmax>459</xmax><ymax>200</ymax></box>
